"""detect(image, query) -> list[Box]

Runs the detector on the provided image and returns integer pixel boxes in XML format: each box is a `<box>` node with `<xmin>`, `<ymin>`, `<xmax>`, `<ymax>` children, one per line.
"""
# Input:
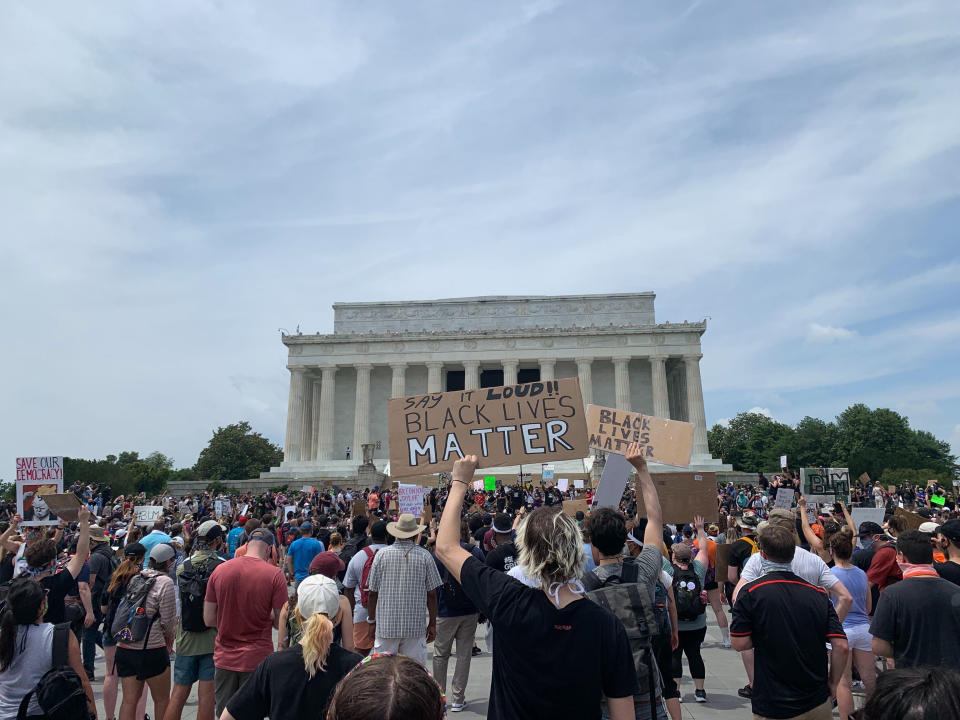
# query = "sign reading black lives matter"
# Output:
<box><xmin>800</xmin><ymin>467</ymin><xmax>851</xmax><ymax>504</ymax></box>
<box><xmin>388</xmin><ymin>378</ymin><xmax>588</xmax><ymax>478</ymax></box>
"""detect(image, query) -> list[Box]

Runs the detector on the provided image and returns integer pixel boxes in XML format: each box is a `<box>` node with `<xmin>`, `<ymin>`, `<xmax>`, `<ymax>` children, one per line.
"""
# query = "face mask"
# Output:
<box><xmin>759</xmin><ymin>557</ymin><xmax>792</xmax><ymax>575</ymax></box>
<box><xmin>859</xmin><ymin>538</ymin><xmax>874</xmax><ymax>551</ymax></box>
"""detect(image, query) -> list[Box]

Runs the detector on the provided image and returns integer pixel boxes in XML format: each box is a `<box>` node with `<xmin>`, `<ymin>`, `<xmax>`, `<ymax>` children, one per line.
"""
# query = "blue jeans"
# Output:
<box><xmin>82</xmin><ymin>625</ymin><xmax>103</xmax><ymax>675</ymax></box>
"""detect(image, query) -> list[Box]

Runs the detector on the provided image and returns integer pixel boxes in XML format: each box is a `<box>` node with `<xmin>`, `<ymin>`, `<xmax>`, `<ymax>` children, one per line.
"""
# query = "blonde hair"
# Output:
<box><xmin>297</xmin><ymin>607</ymin><xmax>340</xmax><ymax>678</ymax></box>
<box><xmin>515</xmin><ymin>507</ymin><xmax>584</xmax><ymax>589</ymax></box>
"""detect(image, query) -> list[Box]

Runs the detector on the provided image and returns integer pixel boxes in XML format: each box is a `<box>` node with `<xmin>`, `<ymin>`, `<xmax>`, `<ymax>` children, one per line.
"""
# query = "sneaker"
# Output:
<box><xmin>721</xmin><ymin>639</ymin><xmax>732</xmax><ymax>648</ymax></box>
<box><xmin>695</xmin><ymin>690</ymin><xmax>707</xmax><ymax>703</ymax></box>
<box><xmin>471</xmin><ymin>646</ymin><xmax>482</xmax><ymax>656</ymax></box>
<box><xmin>450</xmin><ymin>703</ymin><xmax>465</xmax><ymax>712</ymax></box>
<box><xmin>737</xmin><ymin>685</ymin><xmax>752</xmax><ymax>699</ymax></box>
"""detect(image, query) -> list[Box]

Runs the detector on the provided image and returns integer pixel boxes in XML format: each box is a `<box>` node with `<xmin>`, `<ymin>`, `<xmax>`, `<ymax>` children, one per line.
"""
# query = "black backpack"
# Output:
<box><xmin>110</xmin><ymin>574</ymin><xmax>158</xmax><ymax>644</ymax></box>
<box><xmin>178</xmin><ymin>555</ymin><xmax>223</xmax><ymax>633</ymax></box>
<box><xmin>672</xmin><ymin>565</ymin><xmax>706</xmax><ymax>621</ymax></box>
<box><xmin>583</xmin><ymin>560</ymin><xmax>661</xmax><ymax>720</ymax></box>
<box><xmin>338</xmin><ymin>536</ymin><xmax>366</xmax><ymax>581</ymax></box>
<box><xmin>17</xmin><ymin>623</ymin><xmax>89</xmax><ymax>720</ymax></box>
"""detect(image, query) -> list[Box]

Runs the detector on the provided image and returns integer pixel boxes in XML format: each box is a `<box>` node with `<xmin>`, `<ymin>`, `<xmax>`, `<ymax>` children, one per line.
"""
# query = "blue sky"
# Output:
<box><xmin>1</xmin><ymin>1</ymin><xmax>958</xmax><ymax>476</ymax></box>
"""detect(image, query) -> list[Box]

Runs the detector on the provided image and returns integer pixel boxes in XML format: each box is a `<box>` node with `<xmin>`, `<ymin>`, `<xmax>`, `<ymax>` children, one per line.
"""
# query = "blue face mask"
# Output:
<box><xmin>860</xmin><ymin>538</ymin><xmax>874</xmax><ymax>550</ymax></box>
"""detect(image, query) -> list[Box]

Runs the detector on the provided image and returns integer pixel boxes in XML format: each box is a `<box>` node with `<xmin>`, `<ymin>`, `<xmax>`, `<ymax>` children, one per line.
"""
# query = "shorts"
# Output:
<box><xmin>115</xmin><ymin>646</ymin><xmax>170</xmax><ymax>681</ymax></box>
<box><xmin>102</xmin><ymin>630</ymin><xmax>117</xmax><ymax>648</ymax></box>
<box><xmin>173</xmin><ymin>652</ymin><xmax>215</xmax><ymax>685</ymax></box>
<box><xmin>704</xmin><ymin>581</ymin><xmax>718</xmax><ymax>591</ymax></box>
<box><xmin>355</xmin><ymin>619</ymin><xmax>376</xmax><ymax>650</ymax></box>
<box><xmin>843</xmin><ymin>623</ymin><xmax>873</xmax><ymax>652</ymax></box>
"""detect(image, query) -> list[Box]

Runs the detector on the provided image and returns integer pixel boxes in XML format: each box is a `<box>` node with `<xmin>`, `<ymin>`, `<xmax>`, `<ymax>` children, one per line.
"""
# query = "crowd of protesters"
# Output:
<box><xmin>0</xmin><ymin>459</ymin><xmax>958</xmax><ymax>720</ymax></box>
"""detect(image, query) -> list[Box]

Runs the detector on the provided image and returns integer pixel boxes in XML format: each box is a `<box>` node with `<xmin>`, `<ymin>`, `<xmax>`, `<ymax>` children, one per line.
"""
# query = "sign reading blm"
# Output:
<box><xmin>800</xmin><ymin>467</ymin><xmax>851</xmax><ymax>504</ymax></box>
<box><xmin>388</xmin><ymin>378</ymin><xmax>588</xmax><ymax>478</ymax></box>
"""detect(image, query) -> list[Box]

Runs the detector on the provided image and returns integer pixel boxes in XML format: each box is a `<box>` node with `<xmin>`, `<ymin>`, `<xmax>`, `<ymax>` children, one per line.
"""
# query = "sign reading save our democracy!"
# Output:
<box><xmin>387</xmin><ymin>378</ymin><xmax>588</xmax><ymax>479</ymax></box>
<box><xmin>585</xmin><ymin>404</ymin><xmax>694</xmax><ymax>467</ymax></box>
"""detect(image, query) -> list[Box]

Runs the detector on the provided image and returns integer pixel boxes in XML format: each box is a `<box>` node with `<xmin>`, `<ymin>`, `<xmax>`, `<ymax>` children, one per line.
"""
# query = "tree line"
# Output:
<box><xmin>708</xmin><ymin>403</ymin><xmax>958</xmax><ymax>485</ymax></box>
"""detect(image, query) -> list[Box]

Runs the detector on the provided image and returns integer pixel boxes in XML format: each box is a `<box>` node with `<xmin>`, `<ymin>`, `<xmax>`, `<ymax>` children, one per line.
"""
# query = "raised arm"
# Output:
<box><xmin>626</xmin><ymin>443</ymin><xmax>662</xmax><ymax>548</ymax></box>
<box><xmin>798</xmin><ymin>497</ymin><xmax>824</xmax><ymax>553</ymax></box>
<box><xmin>693</xmin><ymin>515</ymin><xmax>709</xmax><ymax>567</ymax></box>
<box><xmin>67</xmin><ymin>507</ymin><xmax>91</xmax><ymax>579</ymax></box>
<box><xmin>0</xmin><ymin>515</ymin><xmax>23</xmax><ymax>553</ymax></box>
<box><xmin>436</xmin><ymin>455</ymin><xmax>479</xmax><ymax>584</ymax></box>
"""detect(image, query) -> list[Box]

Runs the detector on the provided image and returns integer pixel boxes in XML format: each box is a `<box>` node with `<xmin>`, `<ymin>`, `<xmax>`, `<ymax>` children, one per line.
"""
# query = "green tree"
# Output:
<box><xmin>144</xmin><ymin>451</ymin><xmax>174</xmax><ymax>473</ymax></box>
<box><xmin>116</xmin><ymin>451</ymin><xmax>140</xmax><ymax>467</ymax></box>
<box><xmin>125</xmin><ymin>460</ymin><xmax>168</xmax><ymax>495</ymax></box>
<box><xmin>708</xmin><ymin>412</ymin><xmax>793</xmax><ymax>472</ymax></box>
<box><xmin>787</xmin><ymin>416</ymin><xmax>838</xmax><ymax>468</ymax></box>
<box><xmin>193</xmin><ymin>421</ymin><xmax>283</xmax><ymax>482</ymax></box>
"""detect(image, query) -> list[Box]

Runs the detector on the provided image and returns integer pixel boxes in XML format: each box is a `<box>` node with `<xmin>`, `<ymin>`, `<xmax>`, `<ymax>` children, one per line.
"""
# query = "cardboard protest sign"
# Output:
<box><xmin>351</xmin><ymin>499</ymin><xmax>367</xmax><ymax>518</ymax></box>
<box><xmin>585</xmin><ymin>405</ymin><xmax>693</xmax><ymax>467</ymax></box>
<box><xmin>851</xmin><ymin>508</ymin><xmax>885</xmax><ymax>533</ymax></box>
<box><xmin>887</xmin><ymin>485</ymin><xmax>896</xmax><ymax>493</ymax></box>
<box><xmin>38</xmin><ymin>493</ymin><xmax>82</xmax><ymax>521</ymax></box>
<box><xmin>563</xmin><ymin>499</ymin><xmax>589</xmax><ymax>517</ymax></box>
<box><xmin>388</xmin><ymin>378</ymin><xmax>588</xmax><ymax>478</ymax></box>
<box><xmin>574</xmin><ymin>479</ymin><xmax>585</xmax><ymax>489</ymax></box>
<box><xmin>16</xmin><ymin>457</ymin><xmax>64</xmax><ymax>526</ymax></box>
<box><xmin>484</xmin><ymin>476</ymin><xmax>497</xmax><ymax>492</ymax></box>
<box><xmin>593</xmin><ymin>453</ymin><xmax>632</xmax><ymax>509</ymax></box>
<box><xmin>894</xmin><ymin>506</ymin><xmax>925</xmax><ymax>531</ymax></box>
<box><xmin>859</xmin><ymin>472</ymin><xmax>871</xmax><ymax>485</ymax></box>
<box><xmin>774</xmin><ymin>488</ymin><xmax>794</xmax><ymax>510</ymax></box>
<box><xmin>715</xmin><ymin>544</ymin><xmax>731</xmax><ymax>588</ymax></box>
<box><xmin>800</xmin><ymin>468</ymin><xmax>851</xmax><ymax>504</ymax></box>
<box><xmin>134</xmin><ymin>506</ymin><xmax>164</xmax><ymax>527</ymax></box>
<box><xmin>422</xmin><ymin>504</ymin><xmax>432</xmax><ymax>526</ymax></box>
<box><xmin>634</xmin><ymin>472</ymin><xmax>718</xmax><ymax>524</ymax></box>
<box><xmin>398</xmin><ymin>484</ymin><xmax>423</xmax><ymax>517</ymax></box>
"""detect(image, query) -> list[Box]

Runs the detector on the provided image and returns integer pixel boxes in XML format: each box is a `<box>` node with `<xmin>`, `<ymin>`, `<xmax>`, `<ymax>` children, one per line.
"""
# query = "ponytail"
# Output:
<box><xmin>0</xmin><ymin>609</ymin><xmax>16</xmax><ymax>672</ymax></box>
<box><xmin>299</xmin><ymin>610</ymin><xmax>336</xmax><ymax>678</ymax></box>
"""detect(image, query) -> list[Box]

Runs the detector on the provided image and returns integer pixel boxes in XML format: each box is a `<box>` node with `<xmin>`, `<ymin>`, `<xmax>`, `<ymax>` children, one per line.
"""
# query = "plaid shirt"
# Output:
<box><xmin>368</xmin><ymin>539</ymin><xmax>442</xmax><ymax>638</ymax></box>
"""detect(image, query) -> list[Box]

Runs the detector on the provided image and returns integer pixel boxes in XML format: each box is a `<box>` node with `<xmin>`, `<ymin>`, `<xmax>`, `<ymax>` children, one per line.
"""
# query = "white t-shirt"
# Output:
<box><xmin>740</xmin><ymin>545</ymin><xmax>840</xmax><ymax>590</ymax></box>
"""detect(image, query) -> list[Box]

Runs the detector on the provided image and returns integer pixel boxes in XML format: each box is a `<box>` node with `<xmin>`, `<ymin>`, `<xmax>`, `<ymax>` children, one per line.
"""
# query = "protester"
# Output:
<box><xmin>480</xmin><ymin>512</ymin><xmax>520</xmax><ymax>654</ymax></box>
<box><xmin>139</xmin><ymin>520</ymin><xmax>173</xmax><ymax>569</ymax></box>
<box><xmin>726</xmin><ymin>510</ymin><xmax>760</xmax><ymax>698</ymax></box>
<box><xmin>286</xmin><ymin>522</ymin><xmax>325</xmax><ymax>587</ymax></box>
<box><xmin>0</xmin><ymin>577</ymin><xmax>97</xmax><ymax>720</ymax></box>
<box><xmin>164</xmin><ymin>520</ymin><xmax>225</xmax><ymax>720</ymax></box>
<box><xmin>103</xmin><ymin>543</ymin><xmax>150</xmax><ymax>720</ymax></box>
<box><xmin>204</xmin><ymin>527</ymin><xmax>288</xmax><ymax>718</ymax></box>
<box><xmin>731</xmin><ymin>524</ymin><xmax>849</xmax><ymax>720</ymax></box>
<box><xmin>436</xmin><ymin>453</ymin><xmax>640</xmax><ymax>720</ymax></box>
<box><xmin>431</xmin><ymin>520</ymin><xmax>484</xmax><ymax>712</ymax></box>
<box><xmin>116</xmin><ymin>543</ymin><xmax>178</xmax><ymax>720</ymax></box>
<box><xmin>870</xmin><ymin>529</ymin><xmax>960</xmax><ymax>669</ymax></box>
<box><xmin>859</xmin><ymin>667</ymin><xmax>960</xmax><ymax>720</ymax></box>
<box><xmin>853</xmin><ymin>521</ymin><xmax>902</xmax><ymax>608</ymax></box>
<box><xmin>19</xmin><ymin>509</ymin><xmax>91</xmax><ymax>626</ymax></box>
<box><xmin>84</xmin><ymin>524</ymin><xmax>115</xmax><ymax>680</ymax></box>
<box><xmin>669</xmin><ymin>518</ymin><xmax>710</xmax><ymax>703</ymax></box>
<box><xmin>366</xmin><ymin>513</ymin><xmax>442</xmax><ymax>666</ymax></box>
<box><xmin>934</xmin><ymin>519</ymin><xmax>960</xmax><ymax>586</ymax></box>
<box><xmin>827</xmin><ymin>526</ymin><xmax>876</xmax><ymax>719</ymax></box>
<box><xmin>221</xmin><ymin>575</ymin><xmax>361</xmax><ymax>720</ymax></box>
<box><xmin>325</xmin><ymin>653</ymin><xmax>446</xmax><ymax>720</ymax></box>
<box><xmin>342</xmin><ymin>520</ymin><xmax>388</xmax><ymax>657</ymax></box>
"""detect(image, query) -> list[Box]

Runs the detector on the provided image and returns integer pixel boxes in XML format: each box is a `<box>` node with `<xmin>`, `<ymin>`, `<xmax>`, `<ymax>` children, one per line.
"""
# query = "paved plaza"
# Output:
<box><xmin>89</xmin><ymin>610</ymin><xmax>859</xmax><ymax>720</ymax></box>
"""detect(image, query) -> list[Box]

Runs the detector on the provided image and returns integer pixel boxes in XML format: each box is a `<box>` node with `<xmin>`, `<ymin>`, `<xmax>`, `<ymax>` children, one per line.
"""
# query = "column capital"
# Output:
<box><xmin>538</xmin><ymin>357</ymin><xmax>555</xmax><ymax>364</ymax></box>
<box><xmin>682</xmin><ymin>353</ymin><xmax>703</xmax><ymax>362</ymax></box>
<box><xmin>612</xmin><ymin>357</ymin><xmax>631</xmax><ymax>367</ymax></box>
<box><xmin>462</xmin><ymin>359</ymin><xmax>481</xmax><ymax>368</ymax></box>
<box><xmin>354</xmin><ymin>363</ymin><xmax>373</xmax><ymax>371</ymax></box>
<box><xmin>501</xmin><ymin>359</ymin><xmax>519</xmax><ymax>367</ymax></box>
<box><xmin>286</xmin><ymin>365</ymin><xmax>311</xmax><ymax>373</ymax></box>
<box><xmin>389</xmin><ymin>362</ymin><xmax>408</xmax><ymax>370</ymax></box>
<box><xmin>319</xmin><ymin>364</ymin><xmax>338</xmax><ymax>376</ymax></box>
<box><xmin>649</xmin><ymin>354</ymin><xmax>669</xmax><ymax>362</ymax></box>
<box><xmin>575</xmin><ymin>357</ymin><xmax>594</xmax><ymax>367</ymax></box>
<box><xmin>425</xmin><ymin>360</ymin><xmax>444</xmax><ymax>369</ymax></box>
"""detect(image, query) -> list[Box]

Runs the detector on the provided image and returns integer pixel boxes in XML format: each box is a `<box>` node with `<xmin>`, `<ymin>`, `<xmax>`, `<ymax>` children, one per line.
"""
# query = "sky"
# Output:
<box><xmin>2</xmin><ymin>1</ymin><xmax>958</xmax><ymax>477</ymax></box>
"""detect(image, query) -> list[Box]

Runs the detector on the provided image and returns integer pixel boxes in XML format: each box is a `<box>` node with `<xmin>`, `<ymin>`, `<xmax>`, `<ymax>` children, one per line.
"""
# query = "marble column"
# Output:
<box><xmin>299</xmin><ymin>373</ymin><xmax>314</xmax><ymax>463</ymax></box>
<box><xmin>650</xmin><ymin>355</ymin><xmax>670</xmax><ymax>419</ymax></box>
<box><xmin>575</xmin><ymin>357</ymin><xmax>594</xmax><ymax>406</ymax></box>
<box><xmin>502</xmin><ymin>359</ymin><xmax>518</xmax><ymax>386</ymax></box>
<box><xmin>613</xmin><ymin>357</ymin><xmax>631</xmax><ymax>410</ymax></box>
<box><xmin>390</xmin><ymin>363</ymin><xmax>407</xmax><ymax>398</ymax></box>
<box><xmin>684</xmin><ymin>354</ymin><xmax>710</xmax><ymax>456</ymax></box>
<box><xmin>316</xmin><ymin>365</ymin><xmax>337</xmax><ymax>460</ymax></box>
<box><xmin>353</xmin><ymin>364</ymin><xmax>372</xmax><ymax>461</ymax></box>
<box><xmin>283</xmin><ymin>367</ymin><xmax>310</xmax><ymax>463</ymax></box>
<box><xmin>309</xmin><ymin>377</ymin><xmax>322</xmax><ymax>461</ymax></box>
<box><xmin>426</xmin><ymin>361</ymin><xmax>443</xmax><ymax>393</ymax></box>
<box><xmin>463</xmin><ymin>360</ymin><xmax>480</xmax><ymax>391</ymax></box>
<box><xmin>539</xmin><ymin>358</ymin><xmax>556</xmax><ymax>381</ymax></box>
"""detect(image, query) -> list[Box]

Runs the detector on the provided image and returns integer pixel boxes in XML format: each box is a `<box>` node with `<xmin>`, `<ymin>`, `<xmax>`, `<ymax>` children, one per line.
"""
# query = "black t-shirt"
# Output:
<box><xmin>41</xmin><ymin>570</ymin><xmax>79</xmax><ymax>624</ymax></box>
<box><xmin>460</xmin><ymin>556</ymin><xmax>637</xmax><ymax>720</ymax></box>
<box><xmin>509</xmin><ymin>489</ymin><xmax>524</xmax><ymax>510</ymax></box>
<box><xmin>226</xmin><ymin>643</ymin><xmax>361</xmax><ymax>720</ymax></box>
<box><xmin>870</xmin><ymin>576</ymin><xmax>960</xmax><ymax>669</ymax></box>
<box><xmin>935</xmin><ymin>561</ymin><xmax>960</xmax><ymax>586</ymax></box>
<box><xmin>851</xmin><ymin>547</ymin><xmax>874</xmax><ymax>573</ymax></box>
<box><xmin>727</xmin><ymin>537</ymin><xmax>757</xmax><ymax>578</ymax></box>
<box><xmin>731</xmin><ymin>571</ymin><xmax>844</xmax><ymax>719</ymax></box>
<box><xmin>485</xmin><ymin>542</ymin><xmax>518</xmax><ymax>573</ymax></box>
<box><xmin>472</xmin><ymin>526</ymin><xmax>490</xmax><ymax>544</ymax></box>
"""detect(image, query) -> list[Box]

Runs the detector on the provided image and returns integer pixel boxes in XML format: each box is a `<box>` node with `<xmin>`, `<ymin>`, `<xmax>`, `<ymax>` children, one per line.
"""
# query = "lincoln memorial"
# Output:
<box><xmin>261</xmin><ymin>293</ymin><xmax>730</xmax><ymax>483</ymax></box>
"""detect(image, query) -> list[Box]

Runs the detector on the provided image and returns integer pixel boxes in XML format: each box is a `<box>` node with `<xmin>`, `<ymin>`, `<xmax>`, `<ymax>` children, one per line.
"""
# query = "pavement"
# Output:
<box><xmin>88</xmin><ymin>611</ymin><xmax>854</xmax><ymax>720</ymax></box>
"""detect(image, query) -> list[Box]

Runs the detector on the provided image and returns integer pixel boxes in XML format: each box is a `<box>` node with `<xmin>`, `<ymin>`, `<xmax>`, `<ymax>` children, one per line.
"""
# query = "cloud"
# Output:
<box><xmin>747</xmin><ymin>407</ymin><xmax>774</xmax><ymax>419</ymax></box>
<box><xmin>807</xmin><ymin>323</ymin><xmax>858</xmax><ymax>343</ymax></box>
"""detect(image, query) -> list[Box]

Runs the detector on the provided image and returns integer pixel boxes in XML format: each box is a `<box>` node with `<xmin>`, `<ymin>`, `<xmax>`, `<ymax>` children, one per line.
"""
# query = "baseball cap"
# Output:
<box><xmin>919</xmin><ymin>521</ymin><xmax>941</xmax><ymax>534</ymax></box>
<box><xmin>297</xmin><ymin>575</ymin><xmax>340</xmax><ymax>619</ymax></box>
<box><xmin>196</xmin><ymin>520</ymin><xmax>225</xmax><ymax>540</ymax></box>
<box><xmin>492</xmin><ymin>513</ymin><xmax>512</xmax><ymax>534</ymax></box>
<box><xmin>939</xmin><ymin>519</ymin><xmax>960</xmax><ymax>543</ymax></box>
<box><xmin>150</xmin><ymin>543</ymin><xmax>175</xmax><ymax>563</ymax></box>
<box><xmin>858</xmin><ymin>521</ymin><xmax>884</xmax><ymax>538</ymax></box>
<box><xmin>248</xmin><ymin>528</ymin><xmax>275</xmax><ymax>546</ymax></box>
<box><xmin>300</xmin><ymin>522</ymin><xmax>313</xmax><ymax>533</ymax></box>
<box><xmin>309</xmin><ymin>551</ymin><xmax>346</xmax><ymax>579</ymax></box>
<box><xmin>124</xmin><ymin>542</ymin><xmax>146</xmax><ymax>558</ymax></box>
<box><xmin>671</xmin><ymin>543</ymin><xmax>693</xmax><ymax>562</ymax></box>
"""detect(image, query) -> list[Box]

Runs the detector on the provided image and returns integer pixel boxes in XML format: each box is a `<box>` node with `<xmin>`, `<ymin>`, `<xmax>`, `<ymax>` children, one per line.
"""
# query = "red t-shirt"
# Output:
<box><xmin>205</xmin><ymin>555</ymin><xmax>288</xmax><ymax>671</ymax></box>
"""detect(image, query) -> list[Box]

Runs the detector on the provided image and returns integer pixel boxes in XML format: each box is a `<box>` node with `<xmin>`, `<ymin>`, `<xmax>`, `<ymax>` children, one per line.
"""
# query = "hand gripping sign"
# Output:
<box><xmin>388</xmin><ymin>378</ymin><xmax>588</xmax><ymax>479</ymax></box>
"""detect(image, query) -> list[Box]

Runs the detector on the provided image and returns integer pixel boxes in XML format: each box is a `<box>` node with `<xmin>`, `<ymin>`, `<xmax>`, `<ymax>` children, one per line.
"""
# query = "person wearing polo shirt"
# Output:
<box><xmin>140</xmin><ymin>518</ymin><xmax>172</xmax><ymax>569</ymax></box>
<box><xmin>731</xmin><ymin>524</ymin><xmax>848</xmax><ymax>720</ymax></box>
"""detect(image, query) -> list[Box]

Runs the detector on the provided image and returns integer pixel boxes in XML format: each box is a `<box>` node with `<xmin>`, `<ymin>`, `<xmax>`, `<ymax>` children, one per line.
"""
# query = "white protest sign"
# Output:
<box><xmin>801</xmin><ymin>467</ymin><xmax>851</xmax><ymax>504</ymax></box>
<box><xmin>780</xmin><ymin>455</ymin><xmax>788</xmax><ymax>468</ymax></box>
<box><xmin>16</xmin><ymin>456</ymin><xmax>64</xmax><ymax>526</ymax></box>
<box><xmin>851</xmin><ymin>508</ymin><xmax>885</xmax><ymax>537</ymax></box>
<box><xmin>593</xmin><ymin>453</ymin><xmax>632</xmax><ymax>509</ymax></box>
<box><xmin>302</xmin><ymin>485</ymin><xmax>313</xmax><ymax>493</ymax></box>
<box><xmin>397</xmin><ymin>484</ymin><xmax>424</xmax><ymax>517</ymax></box>
<box><xmin>557</xmin><ymin>478</ymin><xmax>569</xmax><ymax>492</ymax></box>
<box><xmin>134</xmin><ymin>506</ymin><xmax>164</xmax><ymax>527</ymax></box>
<box><xmin>239</xmin><ymin>504</ymin><xmax>249</xmax><ymax>517</ymax></box>
<box><xmin>473</xmin><ymin>480</ymin><xmax>483</xmax><ymax>492</ymax></box>
<box><xmin>574</xmin><ymin>479</ymin><xmax>585</xmax><ymax>489</ymax></box>
<box><xmin>542</xmin><ymin>465</ymin><xmax>555</xmax><ymax>481</ymax></box>
<box><xmin>284</xmin><ymin>505</ymin><xmax>297</xmax><ymax>521</ymax></box>
<box><xmin>774</xmin><ymin>488</ymin><xmax>794</xmax><ymax>510</ymax></box>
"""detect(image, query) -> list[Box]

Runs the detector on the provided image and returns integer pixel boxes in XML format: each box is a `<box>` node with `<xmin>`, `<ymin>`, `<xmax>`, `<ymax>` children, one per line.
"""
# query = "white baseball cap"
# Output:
<box><xmin>297</xmin><ymin>575</ymin><xmax>340</xmax><ymax>619</ymax></box>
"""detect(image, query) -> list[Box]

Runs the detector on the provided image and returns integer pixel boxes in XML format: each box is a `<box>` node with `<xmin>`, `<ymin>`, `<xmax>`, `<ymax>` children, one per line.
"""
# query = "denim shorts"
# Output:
<box><xmin>173</xmin><ymin>652</ymin><xmax>215</xmax><ymax>685</ymax></box>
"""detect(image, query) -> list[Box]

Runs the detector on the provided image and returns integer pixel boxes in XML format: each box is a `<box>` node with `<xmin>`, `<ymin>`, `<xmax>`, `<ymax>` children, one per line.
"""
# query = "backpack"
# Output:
<box><xmin>178</xmin><ymin>555</ymin><xmax>223</xmax><ymax>633</ymax></box>
<box><xmin>16</xmin><ymin>623</ymin><xmax>89</xmax><ymax>720</ymax></box>
<box><xmin>359</xmin><ymin>546</ymin><xmax>381</xmax><ymax>608</ymax></box>
<box><xmin>90</xmin><ymin>548</ymin><xmax>120</xmax><ymax>606</ymax></box>
<box><xmin>741</xmin><ymin>537</ymin><xmax>760</xmax><ymax>568</ymax></box>
<box><xmin>339</xmin><ymin>536</ymin><xmax>366</xmax><ymax>575</ymax></box>
<box><xmin>111</xmin><ymin>574</ymin><xmax>158</xmax><ymax>645</ymax></box>
<box><xmin>583</xmin><ymin>560</ymin><xmax>661</xmax><ymax>720</ymax></box>
<box><xmin>672</xmin><ymin>565</ymin><xmax>706</xmax><ymax>621</ymax></box>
